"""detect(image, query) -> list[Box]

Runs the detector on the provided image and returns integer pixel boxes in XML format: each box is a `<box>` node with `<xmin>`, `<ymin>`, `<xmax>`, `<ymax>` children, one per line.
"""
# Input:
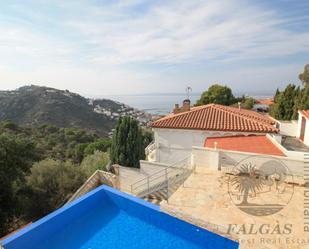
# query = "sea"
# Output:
<box><xmin>98</xmin><ymin>94</ymin><xmax>200</xmax><ymax>115</ymax></box>
<box><xmin>89</xmin><ymin>93</ymin><xmax>272</xmax><ymax>115</ymax></box>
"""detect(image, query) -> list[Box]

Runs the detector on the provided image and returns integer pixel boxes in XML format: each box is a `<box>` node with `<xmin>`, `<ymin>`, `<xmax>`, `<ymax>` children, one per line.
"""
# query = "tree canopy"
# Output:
<box><xmin>195</xmin><ymin>84</ymin><xmax>236</xmax><ymax>106</ymax></box>
<box><xmin>270</xmin><ymin>65</ymin><xmax>309</xmax><ymax>120</ymax></box>
<box><xmin>299</xmin><ymin>64</ymin><xmax>309</xmax><ymax>85</ymax></box>
<box><xmin>0</xmin><ymin>121</ymin><xmax>112</xmax><ymax>236</ymax></box>
<box><xmin>22</xmin><ymin>159</ymin><xmax>86</xmax><ymax>219</ymax></box>
<box><xmin>81</xmin><ymin>151</ymin><xmax>110</xmax><ymax>177</ymax></box>
<box><xmin>0</xmin><ymin>135</ymin><xmax>39</xmax><ymax>235</ymax></box>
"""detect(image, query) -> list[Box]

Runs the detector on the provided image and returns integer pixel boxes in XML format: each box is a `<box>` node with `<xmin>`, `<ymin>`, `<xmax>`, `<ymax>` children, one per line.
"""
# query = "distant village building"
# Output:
<box><xmin>253</xmin><ymin>98</ymin><xmax>273</xmax><ymax>112</ymax></box>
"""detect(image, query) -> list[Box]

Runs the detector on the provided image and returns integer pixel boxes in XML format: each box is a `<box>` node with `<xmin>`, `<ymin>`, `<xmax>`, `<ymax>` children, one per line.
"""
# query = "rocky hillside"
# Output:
<box><xmin>0</xmin><ymin>85</ymin><xmax>141</xmax><ymax>136</ymax></box>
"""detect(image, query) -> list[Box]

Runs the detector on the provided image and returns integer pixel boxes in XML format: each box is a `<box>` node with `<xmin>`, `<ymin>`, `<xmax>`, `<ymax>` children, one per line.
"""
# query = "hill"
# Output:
<box><xmin>0</xmin><ymin>85</ymin><xmax>139</xmax><ymax>136</ymax></box>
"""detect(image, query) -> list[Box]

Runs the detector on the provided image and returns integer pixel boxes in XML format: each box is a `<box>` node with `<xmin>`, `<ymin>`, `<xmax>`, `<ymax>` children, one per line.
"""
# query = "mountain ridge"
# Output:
<box><xmin>0</xmin><ymin>85</ymin><xmax>139</xmax><ymax>136</ymax></box>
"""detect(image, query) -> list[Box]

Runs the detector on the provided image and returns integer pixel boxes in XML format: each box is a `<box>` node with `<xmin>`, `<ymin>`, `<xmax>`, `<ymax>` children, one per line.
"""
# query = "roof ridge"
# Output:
<box><xmin>212</xmin><ymin>104</ymin><xmax>274</xmax><ymax>125</ymax></box>
<box><xmin>151</xmin><ymin>104</ymin><xmax>214</xmax><ymax>123</ymax></box>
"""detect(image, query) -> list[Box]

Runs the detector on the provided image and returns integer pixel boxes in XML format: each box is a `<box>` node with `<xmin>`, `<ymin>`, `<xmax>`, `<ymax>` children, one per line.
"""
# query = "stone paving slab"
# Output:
<box><xmin>161</xmin><ymin>168</ymin><xmax>308</xmax><ymax>249</ymax></box>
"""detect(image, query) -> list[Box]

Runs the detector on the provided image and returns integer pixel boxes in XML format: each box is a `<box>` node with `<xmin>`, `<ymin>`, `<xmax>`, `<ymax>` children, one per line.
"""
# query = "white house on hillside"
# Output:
<box><xmin>148</xmin><ymin>100</ymin><xmax>278</xmax><ymax>163</ymax></box>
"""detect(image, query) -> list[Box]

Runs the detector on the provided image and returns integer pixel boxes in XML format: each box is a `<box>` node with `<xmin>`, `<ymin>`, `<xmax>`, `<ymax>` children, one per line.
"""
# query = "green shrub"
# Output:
<box><xmin>80</xmin><ymin>151</ymin><xmax>110</xmax><ymax>177</ymax></box>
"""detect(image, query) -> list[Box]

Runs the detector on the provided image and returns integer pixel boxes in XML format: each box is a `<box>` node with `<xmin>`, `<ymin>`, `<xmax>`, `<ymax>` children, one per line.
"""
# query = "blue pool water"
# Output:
<box><xmin>37</xmin><ymin>203</ymin><xmax>202</xmax><ymax>249</ymax></box>
<box><xmin>1</xmin><ymin>185</ymin><xmax>238</xmax><ymax>249</ymax></box>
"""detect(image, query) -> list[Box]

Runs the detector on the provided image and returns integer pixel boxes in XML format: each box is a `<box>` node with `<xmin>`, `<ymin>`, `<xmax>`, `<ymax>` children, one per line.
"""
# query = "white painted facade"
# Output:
<box><xmin>278</xmin><ymin>120</ymin><xmax>298</xmax><ymax>136</ymax></box>
<box><xmin>153</xmin><ymin>128</ymin><xmax>267</xmax><ymax>164</ymax></box>
<box><xmin>297</xmin><ymin>111</ymin><xmax>309</xmax><ymax>146</ymax></box>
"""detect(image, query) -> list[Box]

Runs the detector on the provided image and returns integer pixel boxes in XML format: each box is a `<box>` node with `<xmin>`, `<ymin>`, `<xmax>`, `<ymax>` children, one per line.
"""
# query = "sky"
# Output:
<box><xmin>0</xmin><ymin>0</ymin><xmax>308</xmax><ymax>96</ymax></box>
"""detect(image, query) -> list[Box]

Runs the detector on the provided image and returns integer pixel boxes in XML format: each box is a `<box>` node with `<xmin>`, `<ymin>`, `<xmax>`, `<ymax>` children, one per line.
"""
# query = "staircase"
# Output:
<box><xmin>130</xmin><ymin>157</ymin><xmax>193</xmax><ymax>199</ymax></box>
<box><xmin>145</xmin><ymin>141</ymin><xmax>156</xmax><ymax>161</ymax></box>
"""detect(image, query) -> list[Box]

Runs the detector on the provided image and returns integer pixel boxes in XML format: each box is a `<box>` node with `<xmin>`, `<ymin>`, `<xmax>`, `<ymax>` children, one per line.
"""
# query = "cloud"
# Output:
<box><xmin>63</xmin><ymin>0</ymin><xmax>309</xmax><ymax>65</ymax></box>
<box><xmin>0</xmin><ymin>0</ymin><xmax>308</xmax><ymax>94</ymax></box>
<box><xmin>1</xmin><ymin>0</ymin><xmax>308</xmax><ymax>66</ymax></box>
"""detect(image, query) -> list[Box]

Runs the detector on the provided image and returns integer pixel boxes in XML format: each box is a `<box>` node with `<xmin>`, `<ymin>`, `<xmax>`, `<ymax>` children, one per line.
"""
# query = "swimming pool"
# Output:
<box><xmin>1</xmin><ymin>185</ymin><xmax>238</xmax><ymax>249</ymax></box>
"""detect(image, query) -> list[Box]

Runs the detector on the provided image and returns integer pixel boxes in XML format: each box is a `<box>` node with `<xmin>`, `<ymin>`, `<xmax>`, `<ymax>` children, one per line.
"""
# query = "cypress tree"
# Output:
<box><xmin>110</xmin><ymin>116</ymin><xmax>145</xmax><ymax>168</ymax></box>
<box><xmin>274</xmin><ymin>88</ymin><xmax>280</xmax><ymax>103</ymax></box>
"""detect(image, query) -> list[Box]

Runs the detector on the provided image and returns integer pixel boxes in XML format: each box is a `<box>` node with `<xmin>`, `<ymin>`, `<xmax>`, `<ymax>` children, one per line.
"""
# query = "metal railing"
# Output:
<box><xmin>145</xmin><ymin>141</ymin><xmax>156</xmax><ymax>156</ymax></box>
<box><xmin>130</xmin><ymin>157</ymin><xmax>193</xmax><ymax>198</ymax></box>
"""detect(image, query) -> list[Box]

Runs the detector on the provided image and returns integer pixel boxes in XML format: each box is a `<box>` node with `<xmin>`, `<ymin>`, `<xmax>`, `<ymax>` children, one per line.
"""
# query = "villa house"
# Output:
<box><xmin>149</xmin><ymin>100</ymin><xmax>278</xmax><ymax>163</ymax></box>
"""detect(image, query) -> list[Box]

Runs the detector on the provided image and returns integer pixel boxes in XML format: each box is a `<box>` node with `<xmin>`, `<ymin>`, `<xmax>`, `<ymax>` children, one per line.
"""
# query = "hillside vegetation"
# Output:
<box><xmin>0</xmin><ymin>121</ymin><xmax>111</xmax><ymax>236</ymax></box>
<box><xmin>0</xmin><ymin>85</ymin><xmax>128</xmax><ymax>136</ymax></box>
<box><xmin>0</xmin><ymin>119</ymin><xmax>152</xmax><ymax>237</ymax></box>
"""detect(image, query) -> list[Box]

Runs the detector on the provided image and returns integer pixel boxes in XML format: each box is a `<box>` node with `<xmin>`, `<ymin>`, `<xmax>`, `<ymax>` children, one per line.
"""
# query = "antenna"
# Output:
<box><xmin>186</xmin><ymin>86</ymin><xmax>192</xmax><ymax>99</ymax></box>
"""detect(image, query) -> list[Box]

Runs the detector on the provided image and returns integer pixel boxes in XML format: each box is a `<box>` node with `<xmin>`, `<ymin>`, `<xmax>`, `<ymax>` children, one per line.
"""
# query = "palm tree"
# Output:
<box><xmin>230</xmin><ymin>163</ymin><xmax>264</xmax><ymax>206</ymax></box>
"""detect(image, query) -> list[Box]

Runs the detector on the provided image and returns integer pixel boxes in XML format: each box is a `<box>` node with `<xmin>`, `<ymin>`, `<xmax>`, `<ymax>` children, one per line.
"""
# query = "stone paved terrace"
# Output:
<box><xmin>161</xmin><ymin>167</ymin><xmax>308</xmax><ymax>249</ymax></box>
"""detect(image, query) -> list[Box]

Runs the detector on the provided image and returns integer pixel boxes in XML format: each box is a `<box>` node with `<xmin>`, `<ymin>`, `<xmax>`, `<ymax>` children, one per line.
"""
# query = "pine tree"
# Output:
<box><xmin>271</xmin><ymin>65</ymin><xmax>309</xmax><ymax>120</ymax></box>
<box><xmin>299</xmin><ymin>64</ymin><xmax>309</xmax><ymax>85</ymax></box>
<box><xmin>271</xmin><ymin>84</ymin><xmax>299</xmax><ymax>120</ymax></box>
<box><xmin>297</xmin><ymin>64</ymin><xmax>309</xmax><ymax>112</ymax></box>
<box><xmin>110</xmin><ymin>116</ymin><xmax>145</xmax><ymax>168</ymax></box>
<box><xmin>195</xmin><ymin>84</ymin><xmax>236</xmax><ymax>106</ymax></box>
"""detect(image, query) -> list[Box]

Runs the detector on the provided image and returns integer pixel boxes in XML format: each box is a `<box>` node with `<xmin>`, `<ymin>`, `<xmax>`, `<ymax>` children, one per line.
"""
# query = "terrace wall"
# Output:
<box><xmin>192</xmin><ymin>146</ymin><xmax>305</xmax><ymax>185</ymax></box>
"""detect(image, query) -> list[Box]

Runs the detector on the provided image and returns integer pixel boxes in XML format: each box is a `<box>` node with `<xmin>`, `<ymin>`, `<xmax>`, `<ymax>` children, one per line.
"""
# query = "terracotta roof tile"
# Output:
<box><xmin>151</xmin><ymin>104</ymin><xmax>277</xmax><ymax>133</ymax></box>
<box><xmin>205</xmin><ymin>135</ymin><xmax>285</xmax><ymax>156</ymax></box>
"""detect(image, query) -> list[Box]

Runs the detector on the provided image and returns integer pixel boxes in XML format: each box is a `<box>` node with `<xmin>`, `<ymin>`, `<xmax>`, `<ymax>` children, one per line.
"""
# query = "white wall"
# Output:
<box><xmin>305</xmin><ymin>124</ymin><xmax>309</xmax><ymax>147</ymax></box>
<box><xmin>153</xmin><ymin>128</ymin><xmax>269</xmax><ymax>164</ymax></box>
<box><xmin>154</xmin><ymin>128</ymin><xmax>214</xmax><ymax>163</ymax></box>
<box><xmin>192</xmin><ymin>147</ymin><xmax>304</xmax><ymax>181</ymax></box>
<box><xmin>192</xmin><ymin>146</ymin><xmax>219</xmax><ymax>171</ymax></box>
<box><xmin>296</xmin><ymin>112</ymin><xmax>309</xmax><ymax>147</ymax></box>
<box><xmin>296</xmin><ymin>112</ymin><xmax>302</xmax><ymax>138</ymax></box>
<box><xmin>278</xmin><ymin>120</ymin><xmax>298</xmax><ymax>136</ymax></box>
<box><xmin>140</xmin><ymin>160</ymin><xmax>169</xmax><ymax>175</ymax></box>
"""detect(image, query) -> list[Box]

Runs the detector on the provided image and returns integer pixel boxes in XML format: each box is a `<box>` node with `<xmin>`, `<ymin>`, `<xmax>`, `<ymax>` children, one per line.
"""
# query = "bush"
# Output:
<box><xmin>72</xmin><ymin>143</ymin><xmax>89</xmax><ymax>163</ymax></box>
<box><xmin>242</xmin><ymin>97</ymin><xmax>255</xmax><ymax>109</ymax></box>
<box><xmin>84</xmin><ymin>139</ymin><xmax>111</xmax><ymax>157</ymax></box>
<box><xmin>23</xmin><ymin>159</ymin><xmax>86</xmax><ymax>219</ymax></box>
<box><xmin>80</xmin><ymin>151</ymin><xmax>110</xmax><ymax>177</ymax></box>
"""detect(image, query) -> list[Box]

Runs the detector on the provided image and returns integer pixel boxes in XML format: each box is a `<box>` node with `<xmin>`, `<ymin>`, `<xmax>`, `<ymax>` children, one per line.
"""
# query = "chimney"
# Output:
<box><xmin>182</xmin><ymin>99</ymin><xmax>191</xmax><ymax>112</ymax></box>
<box><xmin>173</xmin><ymin>103</ymin><xmax>181</xmax><ymax>114</ymax></box>
<box><xmin>238</xmin><ymin>102</ymin><xmax>241</xmax><ymax>110</ymax></box>
<box><xmin>173</xmin><ymin>99</ymin><xmax>191</xmax><ymax>114</ymax></box>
